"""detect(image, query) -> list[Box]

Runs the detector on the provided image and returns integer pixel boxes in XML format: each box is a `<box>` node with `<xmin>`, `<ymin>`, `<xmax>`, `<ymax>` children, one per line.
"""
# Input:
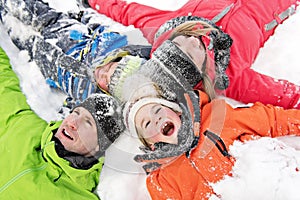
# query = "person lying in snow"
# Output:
<box><xmin>0</xmin><ymin>46</ymin><xmax>125</xmax><ymax>199</ymax></box>
<box><xmin>87</xmin><ymin>0</ymin><xmax>300</xmax><ymax>109</ymax></box>
<box><xmin>118</xmin><ymin>70</ymin><xmax>300</xmax><ymax>200</ymax></box>
<box><xmin>0</xmin><ymin>0</ymin><xmax>227</xmax><ymax>110</ymax></box>
<box><xmin>0</xmin><ymin>0</ymin><xmax>151</xmax><ymax>107</ymax></box>
<box><xmin>0</xmin><ymin>0</ymin><xmax>230</xmax><ymax>109</ymax></box>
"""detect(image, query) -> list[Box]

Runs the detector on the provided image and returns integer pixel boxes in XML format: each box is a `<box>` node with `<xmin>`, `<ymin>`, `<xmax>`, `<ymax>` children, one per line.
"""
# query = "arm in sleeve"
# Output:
<box><xmin>0</xmin><ymin>47</ymin><xmax>46</xmax><ymax>136</ymax></box>
<box><xmin>225</xmin><ymin>67</ymin><xmax>300</xmax><ymax>109</ymax></box>
<box><xmin>223</xmin><ymin>0</ymin><xmax>300</xmax><ymax>109</ymax></box>
<box><xmin>88</xmin><ymin>0</ymin><xmax>174</xmax><ymax>43</ymax></box>
<box><xmin>0</xmin><ymin>47</ymin><xmax>30</xmax><ymax>123</ymax></box>
<box><xmin>227</xmin><ymin>102</ymin><xmax>300</xmax><ymax>141</ymax></box>
<box><xmin>146</xmin><ymin>170</ymin><xmax>184</xmax><ymax>200</ymax></box>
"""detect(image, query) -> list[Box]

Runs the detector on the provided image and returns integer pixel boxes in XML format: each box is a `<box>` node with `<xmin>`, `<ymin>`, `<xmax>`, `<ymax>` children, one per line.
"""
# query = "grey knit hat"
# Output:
<box><xmin>152</xmin><ymin>40</ymin><xmax>202</xmax><ymax>88</ymax></box>
<box><xmin>153</xmin><ymin>16</ymin><xmax>233</xmax><ymax>90</ymax></box>
<box><xmin>92</xmin><ymin>47</ymin><xmax>146</xmax><ymax>99</ymax></box>
<box><xmin>75</xmin><ymin>93</ymin><xmax>125</xmax><ymax>156</ymax></box>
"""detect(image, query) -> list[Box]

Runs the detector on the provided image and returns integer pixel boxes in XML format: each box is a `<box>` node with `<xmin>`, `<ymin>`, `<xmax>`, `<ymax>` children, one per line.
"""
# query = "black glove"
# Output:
<box><xmin>76</xmin><ymin>0</ymin><xmax>91</xmax><ymax>8</ymax></box>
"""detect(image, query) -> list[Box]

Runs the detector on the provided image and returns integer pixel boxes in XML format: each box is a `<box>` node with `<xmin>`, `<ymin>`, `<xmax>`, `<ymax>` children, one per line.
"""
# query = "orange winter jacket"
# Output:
<box><xmin>146</xmin><ymin>91</ymin><xmax>300</xmax><ymax>200</ymax></box>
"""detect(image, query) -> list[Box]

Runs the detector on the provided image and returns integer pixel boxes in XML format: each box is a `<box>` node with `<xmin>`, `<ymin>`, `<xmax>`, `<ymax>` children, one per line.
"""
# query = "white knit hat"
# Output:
<box><xmin>123</xmin><ymin>97</ymin><xmax>182</xmax><ymax>139</ymax></box>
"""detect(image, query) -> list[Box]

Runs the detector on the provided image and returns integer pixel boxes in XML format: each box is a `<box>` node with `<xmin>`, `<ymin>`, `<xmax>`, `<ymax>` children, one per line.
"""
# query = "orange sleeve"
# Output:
<box><xmin>225</xmin><ymin>102</ymin><xmax>300</xmax><ymax>141</ymax></box>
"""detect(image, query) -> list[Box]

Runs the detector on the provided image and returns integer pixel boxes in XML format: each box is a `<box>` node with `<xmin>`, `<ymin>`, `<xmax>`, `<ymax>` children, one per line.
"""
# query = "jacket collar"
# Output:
<box><xmin>41</xmin><ymin>121</ymin><xmax>104</xmax><ymax>190</ymax></box>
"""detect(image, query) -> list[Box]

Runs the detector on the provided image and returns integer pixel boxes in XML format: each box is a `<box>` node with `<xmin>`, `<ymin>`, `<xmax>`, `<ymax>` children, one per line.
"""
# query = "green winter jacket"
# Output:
<box><xmin>0</xmin><ymin>47</ymin><xmax>103</xmax><ymax>199</ymax></box>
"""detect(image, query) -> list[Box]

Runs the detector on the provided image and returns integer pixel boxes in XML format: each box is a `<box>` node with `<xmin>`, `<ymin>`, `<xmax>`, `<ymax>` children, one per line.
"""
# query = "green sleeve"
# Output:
<box><xmin>0</xmin><ymin>47</ymin><xmax>46</xmax><ymax>137</ymax></box>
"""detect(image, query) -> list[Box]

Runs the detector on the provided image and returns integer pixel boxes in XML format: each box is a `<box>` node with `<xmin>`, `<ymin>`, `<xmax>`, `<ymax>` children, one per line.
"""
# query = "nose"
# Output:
<box><xmin>155</xmin><ymin>117</ymin><xmax>162</xmax><ymax>125</ymax></box>
<box><xmin>188</xmin><ymin>36</ymin><xmax>200</xmax><ymax>47</ymax></box>
<box><xmin>149</xmin><ymin>109</ymin><xmax>161</xmax><ymax>125</ymax></box>
<box><xmin>67</xmin><ymin>115</ymin><xmax>79</xmax><ymax>130</ymax></box>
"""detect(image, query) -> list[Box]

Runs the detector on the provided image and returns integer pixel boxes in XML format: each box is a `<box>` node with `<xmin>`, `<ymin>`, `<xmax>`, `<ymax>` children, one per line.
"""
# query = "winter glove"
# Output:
<box><xmin>121</xmin><ymin>45</ymin><xmax>152</xmax><ymax>60</ymax></box>
<box><xmin>79</xmin><ymin>0</ymin><xmax>91</xmax><ymax>8</ymax></box>
<box><xmin>66</xmin><ymin>25</ymin><xmax>128</xmax><ymax>64</ymax></box>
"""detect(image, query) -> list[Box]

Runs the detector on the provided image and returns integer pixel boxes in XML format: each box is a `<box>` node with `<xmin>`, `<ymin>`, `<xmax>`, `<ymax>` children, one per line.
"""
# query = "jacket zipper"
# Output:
<box><xmin>204</xmin><ymin>130</ymin><xmax>231</xmax><ymax>157</ymax></box>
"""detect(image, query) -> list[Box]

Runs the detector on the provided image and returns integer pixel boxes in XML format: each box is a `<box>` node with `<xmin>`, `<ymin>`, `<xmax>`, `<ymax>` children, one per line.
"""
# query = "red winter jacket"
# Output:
<box><xmin>89</xmin><ymin>0</ymin><xmax>300</xmax><ymax>109</ymax></box>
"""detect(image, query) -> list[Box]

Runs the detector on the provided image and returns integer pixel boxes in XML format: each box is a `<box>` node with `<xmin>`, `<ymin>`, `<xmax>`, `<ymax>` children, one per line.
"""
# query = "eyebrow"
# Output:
<box><xmin>76</xmin><ymin>107</ymin><xmax>96</xmax><ymax>126</ymax></box>
<box><xmin>172</xmin><ymin>40</ymin><xmax>180</xmax><ymax>46</ymax></box>
<box><xmin>155</xmin><ymin>107</ymin><xmax>161</xmax><ymax>114</ymax></box>
<box><xmin>186</xmin><ymin>52</ymin><xmax>194</xmax><ymax>60</ymax></box>
<box><xmin>85</xmin><ymin>115</ymin><xmax>95</xmax><ymax>125</ymax></box>
<box><xmin>152</xmin><ymin>104</ymin><xmax>161</xmax><ymax>113</ymax></box>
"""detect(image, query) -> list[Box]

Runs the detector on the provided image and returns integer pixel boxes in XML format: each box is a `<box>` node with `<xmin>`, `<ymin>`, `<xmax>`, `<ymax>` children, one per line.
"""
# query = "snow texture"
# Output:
<box><xmin>0</xmin><ymin>0</ymin><xmax>300</xmax><ymax>199</ymax></box>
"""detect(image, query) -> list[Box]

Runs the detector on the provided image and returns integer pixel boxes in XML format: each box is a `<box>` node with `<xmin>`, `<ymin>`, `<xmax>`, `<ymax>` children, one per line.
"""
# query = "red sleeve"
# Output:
<box><xmin>222</xmin><ymin>0</ymin><xmax>300</xmax><ymax>109</ymax></box>
<box><xmin>225</xmin><ymin>66</ymin><xmax>300</xmax><ymax>109</ymax></box>
<box><xmin>88</xmin><ymin>0</ymin><xmax>175</xmax><ymax>44</ymax></box>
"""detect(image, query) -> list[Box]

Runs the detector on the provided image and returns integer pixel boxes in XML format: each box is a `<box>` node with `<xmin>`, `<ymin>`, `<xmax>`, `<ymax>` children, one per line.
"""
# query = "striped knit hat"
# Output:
<box><xmin>92</xmin><ymin>48</ymin><xmax>146</xmax><ymax>99</ymax></box>
<box><xmin>108</xmin><ymin>55</ymin><xmax>146</xmax><ymax>100</ymax></box>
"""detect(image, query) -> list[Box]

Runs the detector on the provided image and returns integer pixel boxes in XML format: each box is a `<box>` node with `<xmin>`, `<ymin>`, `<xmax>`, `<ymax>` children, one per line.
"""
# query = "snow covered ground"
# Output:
<box><xmin>0</xmin><ymin>0</ymin><xmax>300</xmax><ymax>199</ymax></box>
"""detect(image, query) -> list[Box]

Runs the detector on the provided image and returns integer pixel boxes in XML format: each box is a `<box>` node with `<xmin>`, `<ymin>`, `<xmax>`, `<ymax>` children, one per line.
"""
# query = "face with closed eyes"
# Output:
<box><xmin>134</xmin><ymin>103</ymin><xmax>181</xmax><ymax>147</ymax></box>
<box><xmin>94</xmin><ymin>62</ymin><xmax>118</xmax><ymax>91</ymax></box>
<box><xmin>54</xmin><ymin>107</ymin><xmax>99</xmax><ymax>157</ymax></box>
<box><xmin>172</xmin><ymin>35</ymin><xmax>206</xmax><ymax>69</ymax></box>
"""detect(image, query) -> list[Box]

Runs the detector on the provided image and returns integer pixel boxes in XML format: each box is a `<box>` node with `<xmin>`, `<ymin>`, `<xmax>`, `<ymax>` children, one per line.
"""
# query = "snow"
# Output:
<box><xmin>251</xmin><ymin>5</ymin><xmax>300</xmax><ymax>85</ymax></box>
<box><xmin>209</xmin><ymin>137</ymin><xmax>300</xmax><ymax>200</ymax></box>
<box><xmin>0</xmin><ymin>0</ymin><xmax>300</xmax><ymax>199</ymax></box>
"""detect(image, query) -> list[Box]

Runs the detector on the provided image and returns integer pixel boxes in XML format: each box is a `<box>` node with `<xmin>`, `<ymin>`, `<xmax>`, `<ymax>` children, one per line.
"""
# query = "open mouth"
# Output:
<box><xmin>63</xmin><ymin>129</ymin><xmax>74</xmax><ymax>140</ymax></box>
<box><xmin>161</xmin><ymin>122</ymin><xmax>175</xmax><ymax>136</ymax></box>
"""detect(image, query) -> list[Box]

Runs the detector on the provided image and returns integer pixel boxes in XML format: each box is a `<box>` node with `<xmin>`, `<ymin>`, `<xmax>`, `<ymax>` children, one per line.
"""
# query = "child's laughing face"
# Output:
<box><xmin>135</xmin><ymin>103</ymin><xmax>181</xmax><ymax>147</ymax></box>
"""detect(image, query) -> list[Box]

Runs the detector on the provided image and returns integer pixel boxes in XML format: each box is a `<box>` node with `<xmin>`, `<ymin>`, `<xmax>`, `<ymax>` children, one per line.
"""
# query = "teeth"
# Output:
<box><xmin>161</xmin><ymin>123</ymin><xmax>167</xmax><ymax>135</ymax></box>
<box><xmin>64</xmin><ymin>130</ymin><xmax>71</xmax><ymax>137</ymax></box>
<box><xmin>161</xmin><ymin>122</ymin><xmax>174</xmax><ymax>136</ymax></box>
<box><xmin>63</xmin><ymin>129</ymin><xmax>73</xmax><ymax>140</ymax></box>
<box><xmin>163</xmin><ymin>123</ymin><xmax>168</xmax><ymax>129</ymax></box>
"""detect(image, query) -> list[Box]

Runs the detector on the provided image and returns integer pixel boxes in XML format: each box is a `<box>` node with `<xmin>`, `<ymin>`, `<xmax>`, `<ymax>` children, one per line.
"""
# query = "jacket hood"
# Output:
<box><xmin>131</xmin><ymin>59</ymin><xmax>201</xmax><ymax>173</ymax></box>
<box><xmin>133</xmin><ymin>89</ymin><xmax>201</xmax><ymax>173</ymax></box>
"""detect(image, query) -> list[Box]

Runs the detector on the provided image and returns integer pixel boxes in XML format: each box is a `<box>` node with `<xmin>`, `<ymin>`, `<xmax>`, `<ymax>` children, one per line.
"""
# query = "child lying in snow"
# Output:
<box><xmin>88</xmin><ymin>0</ymin><xmax>300</xmax><ymax>109</ymax></box>
<box><xmin>0</xmin><ymin>0</ymin><xmax>150</xmax><ymax>107</ymax></box>
<box><xmin>119</xmin><ymin>72</ymin><xmax>300</xmax><ymax>200</ymax></box>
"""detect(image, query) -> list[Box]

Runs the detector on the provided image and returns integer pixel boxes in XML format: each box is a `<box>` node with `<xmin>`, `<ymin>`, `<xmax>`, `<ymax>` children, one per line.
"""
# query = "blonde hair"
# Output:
<box><xmin>170</xmin><ymin>21</ymin><xmax>217</xmax><ymax>39</ymax></box>
<box><xmin>170</xmin><ymin>21</ymin><xmax>219</xmax><ymax>101</ymax></box>
<box><xmin>137</xmin><ymin>130</ymin><xmax>152</xmax><ymax>149</ymax></box>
